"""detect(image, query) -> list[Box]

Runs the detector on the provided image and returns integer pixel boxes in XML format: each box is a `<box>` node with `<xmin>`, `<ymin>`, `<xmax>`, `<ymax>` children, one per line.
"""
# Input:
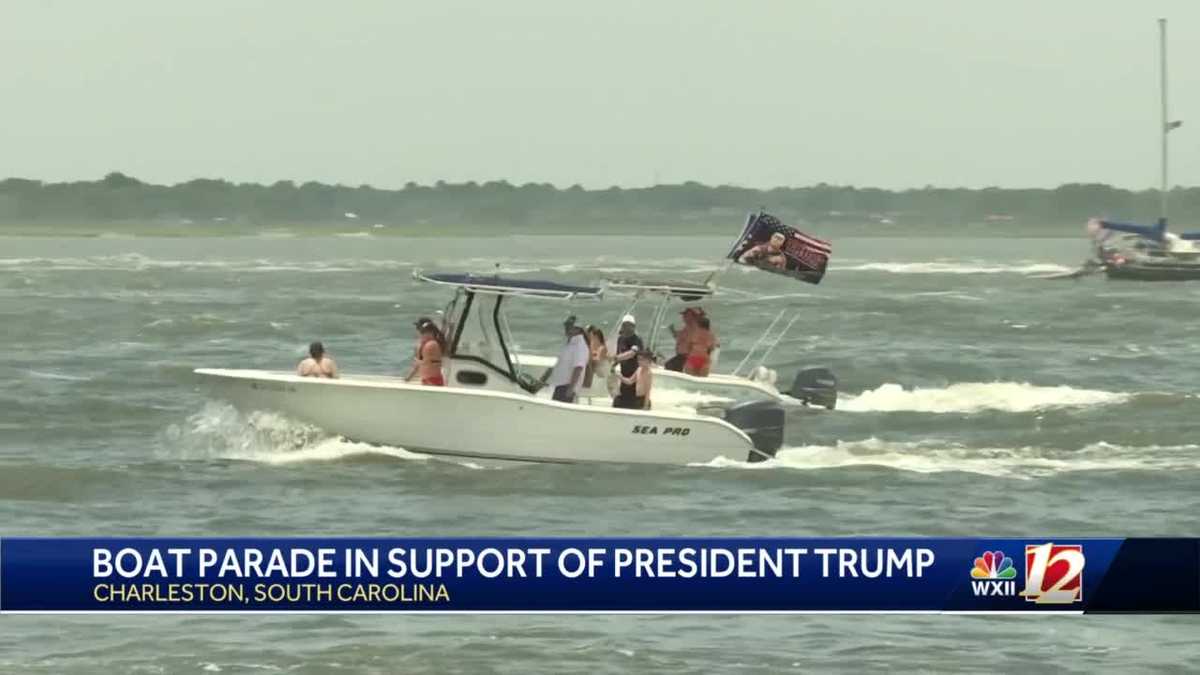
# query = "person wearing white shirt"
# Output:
<box><xmin>540</xmin><ymin>316</ymin><xmax>590</xmax><ymax>403</ymax></box>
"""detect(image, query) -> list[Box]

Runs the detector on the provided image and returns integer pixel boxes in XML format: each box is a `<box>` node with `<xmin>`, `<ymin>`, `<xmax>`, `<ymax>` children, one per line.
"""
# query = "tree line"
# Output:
<box><xmin>2</xmin><ymin>172</ymin><xmax>1198</xmax><ymax>229</ymax></box>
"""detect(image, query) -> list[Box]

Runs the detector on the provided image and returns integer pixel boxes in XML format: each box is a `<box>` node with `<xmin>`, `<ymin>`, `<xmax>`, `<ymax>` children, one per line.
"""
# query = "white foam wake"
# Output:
<box><xmin>164</xmin><ymin>402</ymin><xmax>441</xmax><ymax>466</ymax></box>
<box><xmin>835</xmin><ymin>262</ymin><xmax>1072</xmax><ymax>275</ymax></box>
<box><xmin>700</xmin><ymin>438</ymin><xmax>1200</xmax><ymax>479</ymax></box>
<box><xmin>840</xmin><ymin>382</ymin><xmax>1129</xmax><ymax>414</ymax></box>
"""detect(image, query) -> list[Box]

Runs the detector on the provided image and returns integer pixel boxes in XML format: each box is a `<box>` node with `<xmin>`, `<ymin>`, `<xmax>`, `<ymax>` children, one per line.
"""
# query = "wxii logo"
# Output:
<box><xmin>970</xmin><ymin>550</ymin><xmax>1017</xmax><ymax>597</ymax></box>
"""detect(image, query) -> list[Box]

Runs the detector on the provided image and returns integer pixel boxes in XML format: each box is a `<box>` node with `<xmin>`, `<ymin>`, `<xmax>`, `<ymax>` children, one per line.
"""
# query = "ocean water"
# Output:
<box><xmin>2</xmin><ymin>232</ymin><xmax>1199</xmax><ymax>673</ymax></box>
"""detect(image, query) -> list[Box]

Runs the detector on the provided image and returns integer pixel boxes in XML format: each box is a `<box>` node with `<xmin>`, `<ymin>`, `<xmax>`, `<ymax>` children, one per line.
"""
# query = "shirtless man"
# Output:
<box><xmin>739</xmin><ymin>232</ymin><xmax>788</xmax><ymax>270</ymax></box>
<box><xmin>618</xmin><ymin>349</ymin><xmax>655</xmax><ymax>409</ymax></box>
<box><xmin>297</xmin><ymin>341</ymin><xmax>338</xmax><ymax>378</ymax></box>
<box><xmin>665</xmin><ymin>307</ymin><xmax>701</xmax><ymax>371</ymax></box>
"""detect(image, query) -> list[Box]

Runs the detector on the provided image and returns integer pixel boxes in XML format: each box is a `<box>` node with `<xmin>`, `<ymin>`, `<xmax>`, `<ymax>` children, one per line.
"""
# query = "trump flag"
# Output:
<box><xmin>727</xmin><ymin>212</ymin><xmax>832</xmax><ymax>285</ymax></box>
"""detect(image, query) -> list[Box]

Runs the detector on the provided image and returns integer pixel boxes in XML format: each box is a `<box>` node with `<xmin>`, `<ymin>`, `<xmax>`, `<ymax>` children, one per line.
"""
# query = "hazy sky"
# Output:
<box><xmin>3</xmin><ymin>1</ymin><xmax>1199</xmax><ymax>189</ymax></box>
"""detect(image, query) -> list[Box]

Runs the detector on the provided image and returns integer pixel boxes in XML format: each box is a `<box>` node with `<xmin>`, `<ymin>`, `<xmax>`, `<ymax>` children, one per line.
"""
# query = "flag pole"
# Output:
<box><xmin>708</xmin><ymin>210</ymin><xmax>762</xmax><ymax>288</ymax></box>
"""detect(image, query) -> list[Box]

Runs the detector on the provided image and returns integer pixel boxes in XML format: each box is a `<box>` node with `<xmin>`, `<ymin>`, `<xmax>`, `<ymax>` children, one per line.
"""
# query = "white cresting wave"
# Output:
<box><xmin>840</xmin><ymin>382</ymin><xmax>1129</xmax><ymax>413</ymax></box>
<box><xmin>700</xmin><ymin>438</ymin><xmax>1200</xmax><ymax>479</ymax></box>
<box><xmin>26</xmin><ymin>369</ymin><xmax>93</xmax><ymax>382</ymax></box>
<box><xmin>834</xmin><ymin>261</ymin><xmax>1072</xmax><ymax>275</ymax></box>
<box><xmin>0</xmin><ymin>253</ymin><xmax>412</xmax><ymax>273</ymax></box>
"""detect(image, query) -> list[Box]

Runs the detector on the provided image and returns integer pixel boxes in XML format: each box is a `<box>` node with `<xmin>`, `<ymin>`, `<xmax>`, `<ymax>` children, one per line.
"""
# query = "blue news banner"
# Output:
<box><xmin>0</xmin><ymin>538</ymin><xmax>1197</xmax><ymax>613</ymax></box>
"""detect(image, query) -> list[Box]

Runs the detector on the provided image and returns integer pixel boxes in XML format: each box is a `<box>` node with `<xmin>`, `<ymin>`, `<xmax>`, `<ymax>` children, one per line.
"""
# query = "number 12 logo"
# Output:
<box><xmin>1021</xmin><ymin>543</ymin><xmax>1085</xmax><ymax>604</ymax></box>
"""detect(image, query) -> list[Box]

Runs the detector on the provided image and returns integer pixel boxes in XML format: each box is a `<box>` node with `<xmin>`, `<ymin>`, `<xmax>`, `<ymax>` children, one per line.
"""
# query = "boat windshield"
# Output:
<box><xmin>418</xmin><ymin>272</ymin><xmax>603</xmax><ymax>392</ymax></box>
<box><xmin>450</xmin><ymin>294</ymin><xmax>514</xmax><ymax>378</ymax></box>
<box><xmin>446</xmin><ymin>292</ymin><xmax>545</xmax><ymax>392</ymax></box>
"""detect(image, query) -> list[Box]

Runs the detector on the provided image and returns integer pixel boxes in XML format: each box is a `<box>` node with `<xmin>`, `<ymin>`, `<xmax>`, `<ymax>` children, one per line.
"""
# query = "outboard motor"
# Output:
<box><xmin>789</xmin><ymin>367</ymin><xmax>838</xmax><ymax>410</ymax></box>
<box><xmin>724</xmin><ymin>400</ymin><xmax>785</xmax><ymax>462</ymax></box>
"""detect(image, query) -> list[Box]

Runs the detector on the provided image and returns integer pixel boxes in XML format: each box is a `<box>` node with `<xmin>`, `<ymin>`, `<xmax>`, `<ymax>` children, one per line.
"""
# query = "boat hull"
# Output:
<box><xmin>1104</xmin><ymin>261</ymin><xmax>1200</xmax><ymax>281</ymax></box>
<box><xmin>194</xmin><ymin>369</ymin><xmax>763</xmax><ymax>466</ymax></box>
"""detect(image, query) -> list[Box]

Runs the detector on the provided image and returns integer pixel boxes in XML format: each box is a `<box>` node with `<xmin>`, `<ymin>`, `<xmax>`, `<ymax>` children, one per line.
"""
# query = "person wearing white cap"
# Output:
<box><xmin>612</xmin><ymin>314</ymin><xmax>645</xmax><ymax>408</ymax></box>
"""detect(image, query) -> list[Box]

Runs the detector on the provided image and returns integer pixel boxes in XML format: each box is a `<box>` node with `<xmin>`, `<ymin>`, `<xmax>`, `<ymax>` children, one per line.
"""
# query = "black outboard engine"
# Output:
<box><xmin>724</xmin><ymin>400</ymin><xmax>785</xmax><ymax>462</ymax></box>
<box><xmin>789</xmin><ymin>367</ymin><xmax>838</xmax><ymax>410</ymax></box>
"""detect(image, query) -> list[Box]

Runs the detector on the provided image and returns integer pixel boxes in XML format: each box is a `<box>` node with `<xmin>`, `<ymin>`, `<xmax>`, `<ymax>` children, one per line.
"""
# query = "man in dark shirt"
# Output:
<box><xmin>612</xmin><ymin>314</ymin><xmax>644</xmax><ymax>409</ymax></box>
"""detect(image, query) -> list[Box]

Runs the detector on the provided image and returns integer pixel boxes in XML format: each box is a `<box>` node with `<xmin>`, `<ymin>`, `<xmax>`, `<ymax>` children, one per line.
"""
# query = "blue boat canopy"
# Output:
<box><xmin>1098</xmin><ymin>218</ymin><xmax>1168</xmax><ymax>242</ymax></box>
<box><xmin>416</xmin><ymin>272</ymin><xmax>603</xmax><ymax>299</ymax></box>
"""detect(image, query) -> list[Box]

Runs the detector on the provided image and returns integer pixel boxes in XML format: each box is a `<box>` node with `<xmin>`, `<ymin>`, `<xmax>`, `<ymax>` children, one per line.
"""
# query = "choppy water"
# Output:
<box><xmin>2</xmin><ymin>232</ymin><xmax>1199</xmax><ymax>673</ymax></box>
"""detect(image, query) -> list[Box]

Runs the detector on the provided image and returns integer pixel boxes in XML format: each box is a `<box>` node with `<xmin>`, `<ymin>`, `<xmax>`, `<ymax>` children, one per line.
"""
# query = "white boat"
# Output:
<box><xmin>195</xmin><ymin>273</ymin><xmax>786</xmax><ymax>466</ymax></box>
<box><xmin>516</xmin><ymin>277</ymin><xmax>838</xmax><ymax>410</ymax></box>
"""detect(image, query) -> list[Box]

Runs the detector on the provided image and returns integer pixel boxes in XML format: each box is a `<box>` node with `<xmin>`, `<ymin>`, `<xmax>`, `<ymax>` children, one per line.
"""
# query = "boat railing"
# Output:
<box><xmin>731</xmin><ymin>309</ymin><xmax>801</xmax><ymax>377</ymax></box>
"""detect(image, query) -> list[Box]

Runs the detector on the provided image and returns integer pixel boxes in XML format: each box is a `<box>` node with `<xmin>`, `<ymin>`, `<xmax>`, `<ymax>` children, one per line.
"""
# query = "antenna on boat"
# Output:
<box><xmin>1158</xmin><ymin>18</ymin><xmax>1185</xmax><ymax>221</ymax></box>
<box><xmin>1160</xmin><ymin>17</ymin><xmax>1169</xmax><ymax>221</ymax></box>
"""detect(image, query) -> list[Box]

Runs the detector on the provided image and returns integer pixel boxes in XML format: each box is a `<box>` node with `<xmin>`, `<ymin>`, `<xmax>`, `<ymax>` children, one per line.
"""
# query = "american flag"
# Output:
<box><xmin>757</xmin><ymin>213</ymin><xmax>831</xmax><ymax>253</ymax></box>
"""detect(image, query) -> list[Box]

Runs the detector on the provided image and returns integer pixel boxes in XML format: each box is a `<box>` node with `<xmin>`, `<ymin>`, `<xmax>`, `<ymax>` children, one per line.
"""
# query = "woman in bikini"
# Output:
<box><xmin>406</xmin><ymin>321</ymin><xmax>446</xmax><ymax>386</ymax></box>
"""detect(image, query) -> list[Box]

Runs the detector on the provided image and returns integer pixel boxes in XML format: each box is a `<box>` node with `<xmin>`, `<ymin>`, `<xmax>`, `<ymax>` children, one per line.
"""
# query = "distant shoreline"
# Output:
<box><xmin>1</xmin><ymin>172</ymin><xmax>1183</xmax><ymax>237</ymax></box>
<box><xmin>0</xmin><ymin>221</ymin><xmax>1085</xmax><ymax>239</ymax></box>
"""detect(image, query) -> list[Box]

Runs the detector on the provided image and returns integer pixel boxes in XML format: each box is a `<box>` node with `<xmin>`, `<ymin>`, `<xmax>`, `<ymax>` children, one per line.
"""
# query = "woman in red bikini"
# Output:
<box><xmin>406</xmin><ymin>321</ymin><xmax>446</xmax><ymax>386</ymax></box>
<box><xmin>683</xmin><ymin>316</ymin><xmax>716</xmax><ymax>377</ymax></box>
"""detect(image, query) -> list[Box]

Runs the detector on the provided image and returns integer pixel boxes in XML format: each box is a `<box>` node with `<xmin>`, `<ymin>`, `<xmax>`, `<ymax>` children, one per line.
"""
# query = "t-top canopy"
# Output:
<box><xmin>605</xmin><ymin>278</ymin><xmax>715</xmax><ymax>300</ymax></box>
<box><xmin>416</xmin><ymin>271</ymin><xmax>604</xmax><ymax>299</ymax></box>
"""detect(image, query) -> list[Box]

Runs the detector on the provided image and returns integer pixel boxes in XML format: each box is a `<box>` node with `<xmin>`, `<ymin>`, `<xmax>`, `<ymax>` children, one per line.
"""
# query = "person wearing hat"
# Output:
<box><xmin>405</xmin><ymin>317</ymin><xmax>447</xmax><ymax>385</ymax></box>
<box><xmin>664</xmin><ymin>307</ymin><xmax>703</xmax><ymax>372</ymax></box>
<box><xmin>297</xmin><ymin>341</ymin><xmax>338</xmax><ymax>378</ymax></box>
<box><xmin>539</xmin><ymin>315</ymin><xmax>590</xmax><ymax>403</ymax></box>
<box><xmin>408</xmin><ymin>317</ymin><xmax>435</xmax><ymax>360</ymax></box>
<box><xmin>612</xmin><ymin>313</ymin><xmax>645</xmax><ymax>408</ymax></box>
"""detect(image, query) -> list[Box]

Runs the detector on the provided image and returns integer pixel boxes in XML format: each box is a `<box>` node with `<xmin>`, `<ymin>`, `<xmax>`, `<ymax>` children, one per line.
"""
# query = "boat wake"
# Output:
<box><xmin>698</xmin><ymin>438</ymin><xmax>1200</xmax><ymax>479</ymax></box>
<box><xmin>164</xmin><ymin>402</ymin><xmax>445</xmax><ymax>467</ymax></box>
<box><xmin>839</xmin><ymin>382</ymin><xmax>1128</xmax><ymax>413</ymax></box>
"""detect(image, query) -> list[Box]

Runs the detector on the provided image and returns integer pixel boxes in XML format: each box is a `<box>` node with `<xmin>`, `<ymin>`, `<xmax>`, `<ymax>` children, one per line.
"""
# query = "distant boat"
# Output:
<box><xmin>1081</xmin><ymin>19</ymin><xmax>1200</xmax><ymax>281</ymax></box>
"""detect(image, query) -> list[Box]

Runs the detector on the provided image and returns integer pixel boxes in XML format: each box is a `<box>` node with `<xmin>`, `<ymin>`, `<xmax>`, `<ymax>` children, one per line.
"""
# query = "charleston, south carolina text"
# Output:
<box><xmin>92</xmin><ymin>583</ymin><xmax>451</xmax><ymax>604</ymax></box>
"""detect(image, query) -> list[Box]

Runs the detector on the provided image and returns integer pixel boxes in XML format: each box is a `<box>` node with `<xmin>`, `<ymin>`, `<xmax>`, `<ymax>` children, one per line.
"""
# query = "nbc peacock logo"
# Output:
<box><xmin>970</xmin><ymin>550</ymin><xmax>1018</xmax><ymax>597</ymax></box>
